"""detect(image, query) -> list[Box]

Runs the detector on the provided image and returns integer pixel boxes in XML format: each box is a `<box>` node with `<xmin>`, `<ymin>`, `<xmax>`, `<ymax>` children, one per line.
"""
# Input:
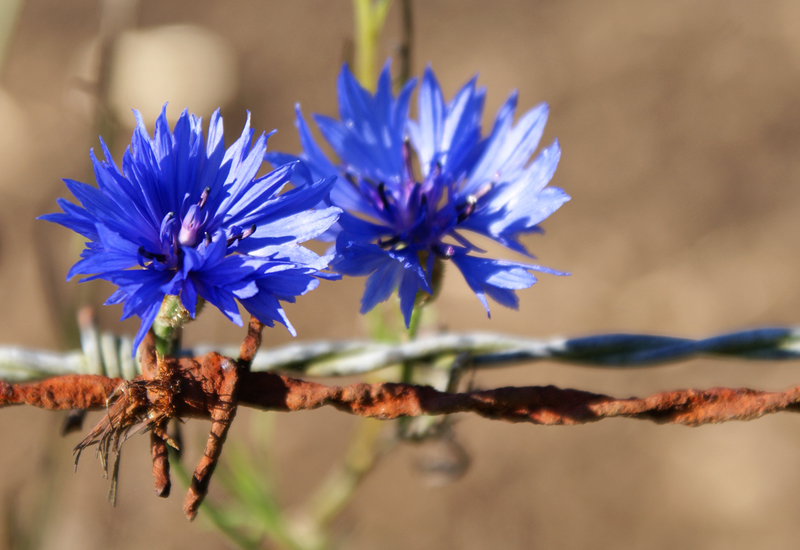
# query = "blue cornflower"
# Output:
<box><xmin>41</xmin><ymin>106</ymin><xmax>341</xmax><ymax>353</ymax></box>
<box><xmin>266</xmin><ymin>64</ymin><xmax>570</xmax><ymax>325</ymax></box>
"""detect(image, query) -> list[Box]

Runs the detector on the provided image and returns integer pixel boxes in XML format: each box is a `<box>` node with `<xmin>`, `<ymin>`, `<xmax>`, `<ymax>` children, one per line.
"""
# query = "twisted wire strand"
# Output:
<box><xmin>1</xmin><ymin>322</ymin><xmax>799</xmax><ymax>382</ymax></box>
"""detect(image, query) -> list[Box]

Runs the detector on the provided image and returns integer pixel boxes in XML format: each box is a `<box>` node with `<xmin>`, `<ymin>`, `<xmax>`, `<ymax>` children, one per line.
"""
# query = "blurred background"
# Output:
<box><xmin>2</xmin><ymin>0</ymin><xmax>800</xmax><ymax>548</ymax></box>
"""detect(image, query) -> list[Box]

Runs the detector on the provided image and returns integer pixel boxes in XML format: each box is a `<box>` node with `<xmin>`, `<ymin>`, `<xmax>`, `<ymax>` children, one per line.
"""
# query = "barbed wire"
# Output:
<box><xmin>8</xmin><ymin>319</ymin><xmax>800</xmax><ymax>523</ymax></box>
<box><xmin>1</xmin><ymin>315</ymin><xmax>799</xmax><ymax>382</ymax></box>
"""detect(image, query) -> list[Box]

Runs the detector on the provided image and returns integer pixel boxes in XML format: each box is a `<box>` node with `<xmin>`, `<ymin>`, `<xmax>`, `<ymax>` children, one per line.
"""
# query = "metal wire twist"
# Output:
<box><xmin>1</xmin><ymin>320</ymin><xmax>798</xmax><ymax>382</ymax></box>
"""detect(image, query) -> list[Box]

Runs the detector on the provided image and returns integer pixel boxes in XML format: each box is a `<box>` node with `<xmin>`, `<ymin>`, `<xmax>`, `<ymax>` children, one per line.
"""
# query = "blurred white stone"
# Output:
<box><xmin>108</xmin><ymin>24</ymin><xmax>238</xmax><ymax>125</ymax></box>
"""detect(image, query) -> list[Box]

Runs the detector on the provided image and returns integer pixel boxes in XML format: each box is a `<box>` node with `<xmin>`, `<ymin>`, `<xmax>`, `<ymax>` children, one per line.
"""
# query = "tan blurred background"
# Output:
<box><xmin>2</xmin><ymin>0</ymin><xmax>800</xmax><ymax>548</ymax></box>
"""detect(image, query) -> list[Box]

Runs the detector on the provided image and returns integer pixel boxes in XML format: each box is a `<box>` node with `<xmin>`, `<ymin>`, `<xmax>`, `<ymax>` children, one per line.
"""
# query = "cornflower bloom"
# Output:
<box><xmin>266</xmin><ymin>64</ymin><xmax>569</xmax><ymax>326</ymax></box>
<box><xmin>41</xmin><ymin>106</ymin><xmax>341</xmax><ymax>352</ymax></box>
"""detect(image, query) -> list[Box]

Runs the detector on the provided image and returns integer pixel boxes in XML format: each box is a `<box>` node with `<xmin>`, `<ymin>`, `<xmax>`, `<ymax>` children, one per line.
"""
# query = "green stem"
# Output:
<box><xmin>400</xmin><ymin>257</ymin><xmax>444</xmax><ymax>434</ymax></box>
<box><xmin>151</xmin><ymin>295</ymin><xmax>193</xmax><ymax>356</ymax></box>
<box><xmin>352</xmin><ymin>0</ymin><xmax>392</xmax><ymax>89</ymax></box>
<box><xmin>306</xmin><ymin>418</ymin><xmax>387</xmax><ymax>530</ymax></box>
<box><xmin>170</xmin><ymin>449</ymin><xmax>262</xmax><ymax>550</ymax></box>
<box><xmin>401</xmin><ymin>257</ymin><xmax>444</xmax><ymax>378</ymax></box>
<box><xmin>0</xmin><ymin>0</ymin><xmax>22</xmax><ymax>77</ymax></box>
<box><xmin>397</xmin><ymin>0</ymin><xmax>413</xmax><ymax>87</ymax></box>
<box><xmin>406</xmin><ymin>303</ymin><xmax>423</xmax><ymax>341</ymax></box>
<box><xmin>399</xmin><ymin>302</ymin><xmax>425</xmax><ymax>387</ymax></box>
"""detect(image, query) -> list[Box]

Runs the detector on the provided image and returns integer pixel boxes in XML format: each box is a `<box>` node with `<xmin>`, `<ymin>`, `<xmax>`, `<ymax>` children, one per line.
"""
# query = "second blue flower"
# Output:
<box><xmin>267</xmin><ymin>63</ymin><xmax>570</xmax><ymax>326</ymax></box>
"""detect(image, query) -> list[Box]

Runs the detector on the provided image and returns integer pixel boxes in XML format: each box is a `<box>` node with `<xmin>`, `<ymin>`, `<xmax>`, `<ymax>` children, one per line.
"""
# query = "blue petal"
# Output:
<box><xmin>360</xmin><ymin>257</ymin><xmax>406</xmax><ymax>313</ymax></box>
<box><xmin>460</xmin><ymin>141</ymin><xmax>569</xmax><ymax>254</ymax></box>
<box><xmin>239</xmin><ymin>289</ymin><xmax>297</xmax><ymax>337</ymax></box>
<box><xmin>398</xmin><ymin>263</ymin><xmax>423</xmax><ymax>327</ymax></box>
<box><xmin>465</xmin><ymin>101</ymin><xmax>549</xmax><ymax>195</ymax></box>
<box><xmin>450</xmin><ymin>253</ymin><xmax>567</xmax><ymax>315</ymax></box>
<box><xmin>294</xmin><ymin>104</ymin><xmax>338</xmax><ymax>179</ymax></box>
<box><xmin>330</xmin><ymin>237</ymin><xmax>392</xmax><ymax>276</ymax></box>
<box><xmin>409</xmin><ymin>65</ymin><xmax>445</xmax><ymax>175</ymax></box>
<box><xmin>132</xmin><ymin>300</ymin><xmax>162</xmax><ymax>357</ymax></box>
<box><xmin>233</xmin><ymin>176</ymin><xmax>340</xmax><ymax>250</ymax></box>
<box><xmin>38</xmin><ymin>198</ymin><xmax>98</xmax><ymax>240</ymax></box>
<box><xmin>241</xmin><ymin>207</ymin><xmax>342</xmax><ymax>252</ymax></box>
<box><xmin>181</xmin><ymin>277</ymin><xmax>198</xmax><ymax>318</ymax></box>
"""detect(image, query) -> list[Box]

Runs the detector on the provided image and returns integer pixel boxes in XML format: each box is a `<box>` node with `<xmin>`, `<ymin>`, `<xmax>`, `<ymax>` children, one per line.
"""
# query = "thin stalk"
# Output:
<box><xmin>218</xmin><ymin>444</ymin><xmax>304</xmax><ymax>550</ymax></box>
<box><xmin>401</xmin><ymin>257</ymin><xmax>444</xmax><ymax>381</ymax></box>
<box><xmin>398</xmin><ymin>300</ymin><xmax>424</xmax><ymax>436</ymax></box>
<box><xmin>397</xmin><ymin>0</ymin><xmax>413</xmax><ymax>86</ymax></box>
<box><xmin>170</xmin><ymin>449</ymin><xmax>261</xmax><ymax>550</ymax></box>
<box><xmin>399</xmin><ymin>258</ymin><xmax>443</xmax><ymax>432</ymax></box>
<box><xmin>0</xmin><ymin>0</ymin><xmax>22</xmax><ymax>79</ymax></box>
<box><xmin>352</xmin><ymin>0</ymin><xmax>392</xmax><ymax>89</ymax></box>
<box><xmin>406</xmin><ymin>302</ymin><xmax>424</xmax><ymax>342</ymax></box>
<box><xmin>306</xmin><ymin>418</ymin><xmax>388</xmax><ymax>529</ymax></box>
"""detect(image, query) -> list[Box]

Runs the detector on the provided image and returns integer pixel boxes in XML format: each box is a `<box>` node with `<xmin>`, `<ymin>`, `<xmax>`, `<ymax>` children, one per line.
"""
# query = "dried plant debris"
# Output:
<box><xmin>73</xmin><ymin>354</ymin><xmax>182</xmax><ymax>504</ymax></box>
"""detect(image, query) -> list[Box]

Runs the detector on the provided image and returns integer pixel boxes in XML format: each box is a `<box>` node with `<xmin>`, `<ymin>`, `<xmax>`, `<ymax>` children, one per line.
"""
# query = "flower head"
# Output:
<box><xmin>266</xmin><ymin>63</ymin><xmax>569</xmax><ymax>325</ymax></box>
<box><xmin>41</xmin><ymin>106</ymin><xmax>341</xmax><ymax>353</ymax></box>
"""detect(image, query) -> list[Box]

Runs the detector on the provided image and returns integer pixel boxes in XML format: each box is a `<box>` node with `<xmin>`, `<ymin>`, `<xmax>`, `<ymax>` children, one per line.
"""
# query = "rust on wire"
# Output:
<box><xmin>2</xmin><ymin>316</ymin><xmax>800</xmax><ymax>519</ymax></box>
<box><xmin>238</xmin><ymin>374</ymin><xmax>800</xmax><ymax>426</ymax></box>
<box><xmin>4</xmin><ymin>370</ymin><xmax>799</xmax><ymax>427</ymax></box>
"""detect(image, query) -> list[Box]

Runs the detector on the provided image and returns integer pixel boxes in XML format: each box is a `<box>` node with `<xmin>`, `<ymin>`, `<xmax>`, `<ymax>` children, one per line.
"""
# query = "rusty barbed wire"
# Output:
<box><xmin>2</xmin><ymin>314</ymin><xmax>800</xmax><ymax>521</ymax></box>
<box><xmin>1</xmin><ymin>320</ymin><xmax>799</xmax><ymax>382</ymax></box>
<box><xmin>3</xmin><ymin>349</ymin><xmax>800</xmax><ymax>427</ymax></box>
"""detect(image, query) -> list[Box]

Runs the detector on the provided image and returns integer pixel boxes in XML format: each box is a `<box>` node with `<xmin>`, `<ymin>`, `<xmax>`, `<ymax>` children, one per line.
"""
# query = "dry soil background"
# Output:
<box><xmin>2</xmin><ymin>1</ymin><xmax>800</xmax><ymax>549</ymax></box>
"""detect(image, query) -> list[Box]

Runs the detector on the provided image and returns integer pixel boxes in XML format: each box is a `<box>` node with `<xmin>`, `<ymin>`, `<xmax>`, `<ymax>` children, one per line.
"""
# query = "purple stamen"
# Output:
<box><xmin>178</xmin><ymin>204</ymin><xmax>203</xmax><ymax>246</ymax></box>
<box><xmin>178</xmin><ymin>189</ymin><xmax>213</xmax><ymax>247</ymax></box>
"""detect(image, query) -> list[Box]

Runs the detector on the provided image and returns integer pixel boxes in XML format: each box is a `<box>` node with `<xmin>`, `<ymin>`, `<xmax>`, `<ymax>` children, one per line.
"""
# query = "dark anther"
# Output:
<box><xmin>378</xmin><ymin>235</ymin><xmax>401</xmax><ymax>249</ymax></box>
<box><xmin>204</xmin><ymin>233</ymin><xmax>212</xmax><ymax>246</ymax></box>
<box><xmin>138</xmin><ymin>247</ymin><xmax>167</xmax><ymax>263</ymax></box>
<box><xmin>226</xmin><ymin>224</ymin><xmax>257</xmax><ymax>247</ymax></box>
<box><xmin>242</xmin><ymin>224</ymin><xmax>256</xmax><ymax>240</ymax></box>
<box><xmin>456</xmin><ymin>195</ymin><xmax>478</xmax><ymax>223</ymax></box>
<box><xmin>377</xmin><ymin>183</ymin><xmax>393</xmax><ymax>212</ymax></box>
<box><xmin>344</xmin><ymin>173</ymin><xmax>360</xmax><ymax>188</ymax></box>
<box><xmin>432</xmin><ymin>243</ymin><xmax>455</xmax><ymax>258</ymax></box>
<box><xmin>198</xmin><ymin>187</ymin><xmax>211</xmax><ymax>208</ymax></box>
